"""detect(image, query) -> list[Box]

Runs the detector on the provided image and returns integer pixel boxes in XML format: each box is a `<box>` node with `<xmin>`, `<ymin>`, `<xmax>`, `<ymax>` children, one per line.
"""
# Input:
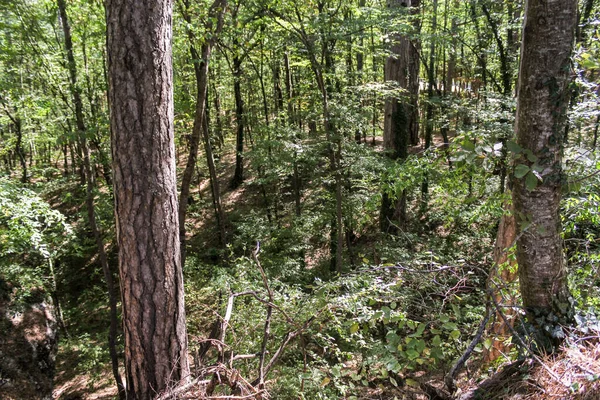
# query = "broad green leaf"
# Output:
<box><xmin>525</xmin><ymin>172</ymin><xmax>538</xmax><ymax>191</ymax></box>
<box><xmin>507</xmin><ymin>140</ymin><xmax>522</xmax><ymax>154</ymax></box>
<box><xmin>514</xmin><ymin>164</ymin><xmax>530</xmax><ymax>178</ymax></box>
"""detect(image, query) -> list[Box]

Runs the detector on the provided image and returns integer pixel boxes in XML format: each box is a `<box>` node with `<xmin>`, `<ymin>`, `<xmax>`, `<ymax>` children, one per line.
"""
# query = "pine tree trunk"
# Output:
<box><xmin>106</xmin><ymin>0</ymin><xmax>190</xmax><ymax>397</ymax></box>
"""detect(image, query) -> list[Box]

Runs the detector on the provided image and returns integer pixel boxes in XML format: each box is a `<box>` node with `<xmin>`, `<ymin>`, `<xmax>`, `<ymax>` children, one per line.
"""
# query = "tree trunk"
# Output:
<box><xmin>380</xmin><ymin>0</ymin><xmax>418</xmax><ymax>233</ymax></box>
<box><xmin>178</xmin><ymin>0</ymin><xmax>226</xmax><ymax>264</ymax></box>
<box><xmin>231</xmin><ymin>54</ymin><xmax>245</xmax><ymax>188</ymax></box>
<box><xmin>14</xmin><ymin>116</ymin><xmax>27</xmax><ymax>183</ymax></box>
<box><xmin>421</xmin><ymin>0</ymin><xmax>437</xmax><ymax>214</ymax></box>
<box><xmin>106</xmin><ymin>0</ymin><xmax>190</xmax><ymax>397</ymax></box>
<box><xmin>512</xmin><ymin>0</ymin><xmax>577</xmax><ymax>345</ymax></box>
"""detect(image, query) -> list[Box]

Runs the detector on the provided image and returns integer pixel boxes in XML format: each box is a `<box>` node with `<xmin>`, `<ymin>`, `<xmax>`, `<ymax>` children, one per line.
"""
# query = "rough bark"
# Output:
<box><xmin>512</xmin><ymin>0</ymin><xmax>577</xmax><ymax>337</ymax></box>
<box><xmin>106</xmin><ymin>0</ymin><xmax>190</xmax><ymax>397</ymax></box>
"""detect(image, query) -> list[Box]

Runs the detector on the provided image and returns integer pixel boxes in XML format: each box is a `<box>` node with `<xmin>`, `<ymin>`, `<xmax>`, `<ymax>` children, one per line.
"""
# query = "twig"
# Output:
<box><xmin>445</xmin><ymin>303</ymin><xmax>492</xmax><ymax>393</ymax></box>
<box><xmin>206</xmin><ymin>391</ymin><xmax>267</xmax><ymax>399</ymax></box>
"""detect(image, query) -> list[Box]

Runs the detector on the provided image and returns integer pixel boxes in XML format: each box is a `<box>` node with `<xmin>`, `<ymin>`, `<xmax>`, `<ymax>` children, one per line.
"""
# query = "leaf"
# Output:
<box><xmin>406</xmin><ymin>378</ymin><xmax>420</xmax><ymax>388</ymax></box>
<box><xmin>462</xmin><ymin>139</ymin><xmax>475</xmax><ymax>151</ymax></box>
<box><xmin>350</xmin><ymin>322</ymin><xmax>360</xmax><ymax>334</ymax></box>
<box><xmin>524</xmin><ymin>150</ymin><xmax>538</xmax><ymax>163</ymax></box>
<box><xmin>320</xmin><ymin>377</ymin><xmax>331</xmax><ymax>387</ymax></box>
<box><xmin>450</xmin><ymin>330</ymin><xmax>461</xmax><ymax>340</ymax></box>
<box><xmin>507</xmin><ymin>140</ymin><xmax>522</xmax><ymax>154</ymax></box>
<box><xmin>525</xmin><ymin>172</ymin><xmax>538</xmax><ymax>191</ymax></box>
<box><xmin>406</xmin><ymin>349</ymin><xmax>420</xmax><ymax>359</ymax></box>
<box><xmin>442</xmin><ymin>322</ymin><xmax>458</xmax><ymax>331</ymax></box>
<box><xmin>514</xmin><ymin>164</ymin><xmax>530</xmax><ymax>178</ymax></box>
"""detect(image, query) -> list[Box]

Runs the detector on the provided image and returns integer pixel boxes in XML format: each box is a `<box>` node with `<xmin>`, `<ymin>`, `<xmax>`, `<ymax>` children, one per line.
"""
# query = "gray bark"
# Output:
<box><xmin>512</xmin><ymin>0</ymin><xmax>577</xmax><ymax>333</ymax></box>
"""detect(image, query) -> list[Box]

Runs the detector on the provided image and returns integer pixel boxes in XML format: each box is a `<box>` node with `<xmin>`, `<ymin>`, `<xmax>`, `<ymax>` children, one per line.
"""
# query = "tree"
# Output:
<box><xmin>178</xmin><ymin>0</ymin><xmax>228</xmax><ymax>265</ymax></box>
<box><xmin>512</xmin><ymin>0</ymin><xmax>577</xmax><ymax>343</ymax></box>
<box><xmin>106</xmin><ymin>0</ymin><xmax>190</xmax><ymax>397</ymax></box>
<box><xmin>380</xmin><ymin>0</ymin><xmax>419</xmax><ymax>233</ymax></box>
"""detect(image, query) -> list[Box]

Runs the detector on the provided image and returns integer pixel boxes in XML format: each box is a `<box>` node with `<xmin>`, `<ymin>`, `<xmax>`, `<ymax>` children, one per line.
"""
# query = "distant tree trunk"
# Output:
<box><xmin>380</xmin><ymin>0</ymin><xmax>417</xmax><ymax>233</ymax></box>
<box><xmin>231</xmin><ymin>53</ymin><xmax>245</xmax><ymax>188</ymax></box>
<box><xmin>512</xmin><ymin>0</ymin><xmax>577</xmax><ymax>345</ymax></box>
<box><xmin>9</xmin><ymin>113</ymin><xmax>27</xmax><ymax>183</ymax></box>
<box><xmin>421</xmin><ymin>0</ymin><xmax>438</xmax><ymax>213</ymax></box>
<box><xmin>407</xmin><ymin>0</ymin><xmax>421</xmax><ymax>146</ymax></box>
<box><xmin>577</xmin><ymin>0</ymin><xmax>595</xmax><ymax>44</ymax></box>
<box><xmin>56</xmin><ymin>0</ymin><xmax>124</xmax><ymax>396</ymax></box>
<box><xmin>106</xmin><ymin>0</ymin><xmax>190</xmax><ymax>397</ymax></box>
<box><xmin>178</xmin><ymin>0</ymin><xmax>227</xmax><ymax>264</ymax></box>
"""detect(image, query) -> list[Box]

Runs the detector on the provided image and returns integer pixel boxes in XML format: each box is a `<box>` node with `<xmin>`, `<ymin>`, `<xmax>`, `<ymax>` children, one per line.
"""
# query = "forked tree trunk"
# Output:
<box><xmin>512</xmin><ymin>0</ymin><xmax>577</xmax><ymax>344</ymax></box>
<box><xmin>106</xmin><ymin>0</ymin><xmax>190</xmax><ymax>397</ymax></box>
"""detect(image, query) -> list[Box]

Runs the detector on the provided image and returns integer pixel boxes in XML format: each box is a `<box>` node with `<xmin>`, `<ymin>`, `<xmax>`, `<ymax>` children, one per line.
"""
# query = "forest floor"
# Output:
<box><xmin>49</xmin><ymin>132</ymin><xmax>600</xmax><ymax>400</ymax></box>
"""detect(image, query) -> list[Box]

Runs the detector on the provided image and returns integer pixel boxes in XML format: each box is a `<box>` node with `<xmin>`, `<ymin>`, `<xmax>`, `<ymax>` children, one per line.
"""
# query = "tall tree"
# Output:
<box><xmin>178</xmin><ymin>0</ymin><xmax>227</xmax><ymax>265</ymax></box>
<box><xmin>512</xmin><ymin>0</ymin><xmax>577</xmax><ymax>343</ymax></box>
<box><xmin>380</xmin><ymin>0</ymin><xmax>419</xmax><ymax>233</ymax></box>
<box><xmin>106</xmin><ymin>0</ymin><xmax>190</xmax><ymax>397</ymax></box>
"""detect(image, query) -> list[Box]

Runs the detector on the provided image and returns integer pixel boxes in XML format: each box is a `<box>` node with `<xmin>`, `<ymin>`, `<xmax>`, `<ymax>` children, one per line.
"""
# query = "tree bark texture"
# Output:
<box><xmin>512</xmin><ymin>0</ymin><xmax>577</xmax><ymax>325</ymax></box>
<box><xmin>106</xmin><ymin>1</ymin><xmax>190</xmax><ymax>398</ymax></box>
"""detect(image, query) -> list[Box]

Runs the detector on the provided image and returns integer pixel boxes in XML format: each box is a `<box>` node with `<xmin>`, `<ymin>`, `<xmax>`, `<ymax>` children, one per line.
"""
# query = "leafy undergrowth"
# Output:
<box><xmin>17</xmin><ymin>127</ymin><xmax>596</xmax><ymax>399</ymax></box>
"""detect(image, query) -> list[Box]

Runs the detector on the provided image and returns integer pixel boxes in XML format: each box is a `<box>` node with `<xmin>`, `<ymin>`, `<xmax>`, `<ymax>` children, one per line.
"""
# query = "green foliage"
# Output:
<box><xmin>0</xmin><ymin>178</ymin><xmax>73</xmax><ymax>305</ymax></box>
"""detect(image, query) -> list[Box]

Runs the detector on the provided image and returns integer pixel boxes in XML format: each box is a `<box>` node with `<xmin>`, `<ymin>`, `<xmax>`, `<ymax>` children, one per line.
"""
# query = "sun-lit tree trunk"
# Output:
<box><xmin>106</xmin><ymin>0</ymin><xmax>190</xmax><ymax>397</ymax></box>
<box><xmin>512</xmin><ymin>0</ymin><xmax>577</xmax><ymax>344</ymax></box>
<box><xmin>57</xmin><ymin>0</ymin><xmax>124</xmax><ymax>396</ymax></box>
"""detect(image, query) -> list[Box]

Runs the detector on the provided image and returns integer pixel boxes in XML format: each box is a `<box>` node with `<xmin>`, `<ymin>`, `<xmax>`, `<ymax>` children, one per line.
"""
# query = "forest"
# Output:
<box><xmin>1</xmin><ymin>0</ymin><xmax>599</xmax><ymax>399</ymax></box>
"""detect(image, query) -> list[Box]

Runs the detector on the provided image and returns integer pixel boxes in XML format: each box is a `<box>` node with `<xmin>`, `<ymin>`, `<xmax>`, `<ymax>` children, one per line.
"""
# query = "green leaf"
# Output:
<box><xmin>507</xmin><ymin>140</ymin><xmax>522</xmax><ymax>154</ymax></box>
<box><xmin>350</xmin><ymin>322</ymin><xmax>360</xmax><ymax>334</ymax></box>
<box><xmin>406</xmin><ymin>349</ymin><xmax>420</xmax><ymax>359</ymax></box>
<box><xmin>462</xmin><ymin>139</ymin><xmax>475</xmax><ymax>151</ymax></box>
<box><xmin>514</xmin><ymin>164</ymin><xmax>530</xmax><ymax>178</ymax></box>
<box><xmin>524</xmin><ymin>150</ymin><xmax>538</xmax><ymax>163</ymax></box>
<box><xmin>525</xmin><ymin>172</ymin><xmax>538</xmax><ymax>191</ymax></box>
<box><xmin>406</xmin><ymin>378</ymin><xmax>420</xmax><ymax>388</ymax></box>
<box><xmin>450</xmin><ymin>330</ymin><xmax>461</xmax><ymax>340</ymax></box>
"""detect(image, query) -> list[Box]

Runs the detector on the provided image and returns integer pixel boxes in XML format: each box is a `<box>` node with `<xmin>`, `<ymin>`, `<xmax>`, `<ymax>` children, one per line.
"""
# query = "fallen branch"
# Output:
<box><xmin>445</xmin><ymin>303</ymin><xmax>492</xmax><ymax>393</ymax></box>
